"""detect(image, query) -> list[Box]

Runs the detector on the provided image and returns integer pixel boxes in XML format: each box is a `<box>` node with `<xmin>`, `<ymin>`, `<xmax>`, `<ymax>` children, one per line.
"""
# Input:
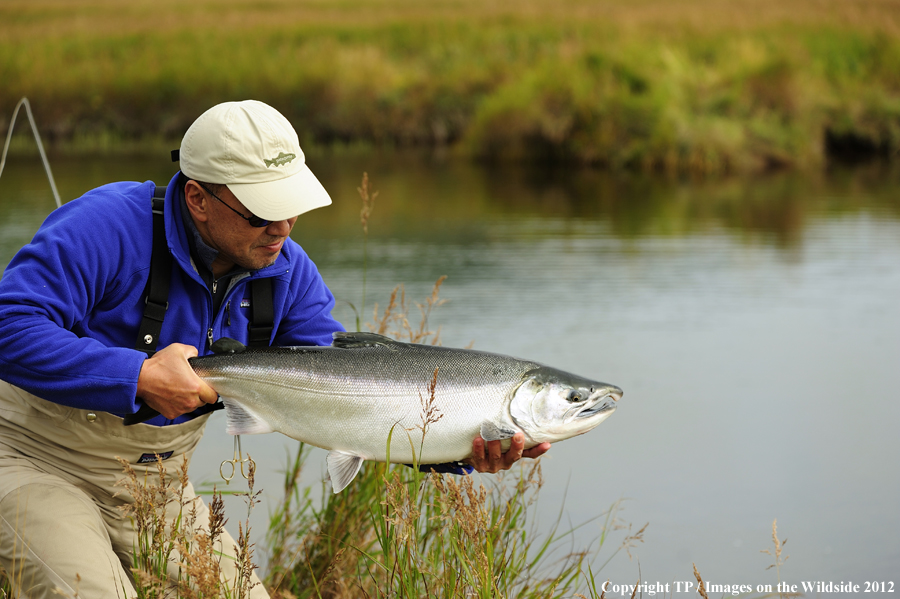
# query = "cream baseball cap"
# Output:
<box><xmin>178</xmin><ymin>100</ymin><xmax>331</xmax><ymax>221</ymax></box>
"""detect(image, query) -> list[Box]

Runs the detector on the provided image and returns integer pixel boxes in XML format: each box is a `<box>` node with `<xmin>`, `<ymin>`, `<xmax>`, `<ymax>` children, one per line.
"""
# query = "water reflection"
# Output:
<box><xmin>3</xmin><ymin>153</ymin><xmax>900</xmax><ymax>258</ymax></box>
<box><xmin>304</xmin><ymin>154</ymin><xmax>900</xmax><ymax>248</ymax></box>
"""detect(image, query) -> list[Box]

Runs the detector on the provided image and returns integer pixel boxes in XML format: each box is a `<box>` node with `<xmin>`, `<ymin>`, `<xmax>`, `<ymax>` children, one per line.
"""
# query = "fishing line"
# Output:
<box><xmin>0</xmin><ymin>97</ymin><xmax>62</xmax><ymax>208</ymax></box>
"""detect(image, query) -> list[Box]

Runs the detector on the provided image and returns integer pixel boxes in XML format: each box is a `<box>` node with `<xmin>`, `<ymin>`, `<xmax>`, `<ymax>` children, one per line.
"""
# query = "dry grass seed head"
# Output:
<box><xmin>411</xmin><ymin>275</ymin><xmax>447</xmax><ymax>345</ymax></box>
<box><xmin>622</xmin><ymin>522</ymin><xmax>648</xmax><ymax>560</ymax></box>
<box><xmin>369</xmin><ymin>277</ymin><xmax>447</xmax><ymax>345</ymax></box>
<box><xmin>235</xmin><ymin>521</ymin><xmax>261</xmax><ymax>598</ymax></box>
<box><xmin>358</xmin><ymin>172</ymin><xmax>378</xmax><ymax>235</ymax></box>
<box><xmin>417</xmin><ymin>367</ymin><xmax>444</xmax><ymax>437</ymax></box>
<box><xmin>131</xmin><ymin>568</ymin><xmax>166</xmax><ymax>596</ymax></box>
<box><xmin>514</xmin><ymin>460</ymin><xmax>544</xmax><ymax>503</ymax></box>
<box><xmin>176</xmin><ymin>532</ymin><xmax>224</xmax><ymax>599</ymax></box>
<box><xmin>320</xmin><ymin>547</ymin><xmax>347</xmax><ymax>587</ymax></box>
<box><xmin>382</xmin><ymin>471</ymin><xmax>421</xmax><ymax>541</ymax></box>
<box><xmin>207</xmin><ymin>488</ymin><xmax>227</xmax><ymax>544</ymax></box>
<box><xmin>371</xmin><ymin>285</ymin><xmax>400</xmax><ymax>336</ymax></box>
<box><xmin>693</xmin><ymin>563</ymin><xmax>710</xmax><ymax>599</ymax></box>
<box><xmin>246</xmin><ymin>455</ymin><xmax>257</xmax><ymax>493</ymax></box>
<box><xmin>441</xmin><ymin>475</ymin><xmax>493</xmax><ymax>542</ymax></box>
<box><xmin>761</xmin><ymin>518</ymin><xmax>790</xmax><ymax>569</ymax></box>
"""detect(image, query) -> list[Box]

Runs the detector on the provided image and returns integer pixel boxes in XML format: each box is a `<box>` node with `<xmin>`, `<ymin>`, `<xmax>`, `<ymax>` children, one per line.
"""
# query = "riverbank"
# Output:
<box><xmin>3</xmin><ymin>0</ymin><xmax>900</xmax><ymax>172</ymax></box>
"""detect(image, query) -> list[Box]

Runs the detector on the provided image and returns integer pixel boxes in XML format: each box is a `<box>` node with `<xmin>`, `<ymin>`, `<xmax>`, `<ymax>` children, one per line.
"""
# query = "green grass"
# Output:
<box><xmin>262</xmin><ymin>446</ymin><xmax>634</xmax><ymax>599</ymax></box>
<box><xmin>3</xmin><ymin>0</ymin><xmax>900</xmax><ymax>171</ymax></box>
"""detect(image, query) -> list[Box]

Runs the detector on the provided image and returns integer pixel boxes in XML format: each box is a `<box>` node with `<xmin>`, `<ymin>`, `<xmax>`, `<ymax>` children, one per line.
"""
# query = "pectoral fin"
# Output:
<box><xmin>480</xmin><ymin>422</ymin><xmax>517</xmax><ymax>442</ymax></box>
<box><xmin>222</xmin><ymin>398</ymin><xmax>274</xmax><ymax>435</ymax></box>
<box><xmin>326</xmin><ymin>450</ymin><xmax>365</xmax><ymax>494</ymax></box>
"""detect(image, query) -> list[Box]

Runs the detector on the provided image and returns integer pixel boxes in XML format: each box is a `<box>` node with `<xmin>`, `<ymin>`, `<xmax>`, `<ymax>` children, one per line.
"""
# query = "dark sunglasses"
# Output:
<box><xmin>196</xmin><ymin>182</ymin><xmax>272</xmax><ymax>228</ymax></box>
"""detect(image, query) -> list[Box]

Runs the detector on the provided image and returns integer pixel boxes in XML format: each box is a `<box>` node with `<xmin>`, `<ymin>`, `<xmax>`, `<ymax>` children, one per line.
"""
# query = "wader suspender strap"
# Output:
<box><xmin>248</xmin><ymin>276</ymin><xmax>274</xmax><ymax>346</ymax></box>
<box><xmin>135</xmin><ymin>186</ymin><xmax>171</xmax><ymax>357</ymax></box>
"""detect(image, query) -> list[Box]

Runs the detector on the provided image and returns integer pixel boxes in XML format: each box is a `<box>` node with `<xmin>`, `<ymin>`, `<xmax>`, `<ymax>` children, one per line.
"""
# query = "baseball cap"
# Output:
<box><xmin>177</xmin><ymin>100</ymin><xmax>331</xmax><ymax>221</ymax></box>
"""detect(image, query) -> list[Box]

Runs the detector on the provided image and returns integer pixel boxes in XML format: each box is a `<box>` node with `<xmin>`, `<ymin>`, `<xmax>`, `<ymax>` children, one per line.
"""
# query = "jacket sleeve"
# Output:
<box><xmin>0</xmin><ymin>185</ymin><xmax>149</xmax><ymax>413</ymax></box>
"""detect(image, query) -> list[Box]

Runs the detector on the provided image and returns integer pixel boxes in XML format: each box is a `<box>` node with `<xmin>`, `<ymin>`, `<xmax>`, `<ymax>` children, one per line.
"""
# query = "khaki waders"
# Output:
<box><xmin>0</xmin><ymin>380</ymin><xmax>268</xmax><ymax>598</ymax></box>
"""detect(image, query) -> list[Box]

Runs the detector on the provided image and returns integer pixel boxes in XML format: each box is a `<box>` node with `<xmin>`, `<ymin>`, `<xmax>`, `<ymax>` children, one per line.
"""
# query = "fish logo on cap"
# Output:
<box><xmin>264</xmin><ymin>151</ymin><xmax>296</xmax><ymax>168</ymax></box>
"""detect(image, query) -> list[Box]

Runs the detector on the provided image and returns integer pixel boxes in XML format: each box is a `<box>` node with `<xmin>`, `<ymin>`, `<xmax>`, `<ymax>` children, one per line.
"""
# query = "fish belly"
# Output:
<box><xmin>205</xmin><ymin>374</ymin><xmax>511</xmax><ymax>464</ymax></box>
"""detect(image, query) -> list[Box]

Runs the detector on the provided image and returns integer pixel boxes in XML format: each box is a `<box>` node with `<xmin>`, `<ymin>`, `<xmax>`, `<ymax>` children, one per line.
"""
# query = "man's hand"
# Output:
<box><xmin>465</xmin><ymin>433</ymin><xmax>551</xmax><ymax>473</ymax></box>
<box><xmin>136</xmin><ymin>344</ymin><xmax>218</xmax><ymax>420</ymax></box>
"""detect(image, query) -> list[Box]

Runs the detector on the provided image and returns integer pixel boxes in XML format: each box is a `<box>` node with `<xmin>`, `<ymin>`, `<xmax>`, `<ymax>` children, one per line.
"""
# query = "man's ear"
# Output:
<box><xmin>184</xmin><ymin>180</ymin><xmax>210</xmax><ymax>223</ymax></box>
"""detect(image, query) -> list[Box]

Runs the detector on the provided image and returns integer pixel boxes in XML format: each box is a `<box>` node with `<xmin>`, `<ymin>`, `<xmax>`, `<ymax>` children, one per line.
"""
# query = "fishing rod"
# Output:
<box><xmin>0</xmin><ymin>97</ymin><xmax>62</xmax><ymax>209</ymax></box>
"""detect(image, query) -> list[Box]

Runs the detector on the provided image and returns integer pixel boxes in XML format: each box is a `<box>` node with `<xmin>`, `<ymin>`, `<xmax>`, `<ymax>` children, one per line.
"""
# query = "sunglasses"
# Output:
<box><xmin>196</xmin><ymin>182</ymin><xmax>272</xmax><ymax>228</ymax></box>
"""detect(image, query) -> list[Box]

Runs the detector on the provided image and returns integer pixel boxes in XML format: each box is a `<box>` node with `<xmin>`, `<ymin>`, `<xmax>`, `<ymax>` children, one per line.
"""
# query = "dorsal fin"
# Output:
<box><xmin>331</xmin><ymin>331</ymin><xmax>404</xmax><ymax>350</ymax></box>
<box><xmin>210</xmin><ymin>337</ymin><xmax>247</xmax><ymax>355</ymax></box>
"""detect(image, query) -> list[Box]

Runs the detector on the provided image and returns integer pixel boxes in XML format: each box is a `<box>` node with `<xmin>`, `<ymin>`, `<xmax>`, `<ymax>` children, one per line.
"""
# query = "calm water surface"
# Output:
<box><xmin>1</xmin><ymin>153</ymin><xmax>898</xmax><ymax>588</ymax></box>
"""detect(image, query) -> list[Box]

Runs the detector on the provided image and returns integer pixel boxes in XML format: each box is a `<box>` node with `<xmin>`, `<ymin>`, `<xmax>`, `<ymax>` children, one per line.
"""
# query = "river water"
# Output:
<box><xmin>1</xmin><ymin>153</ymin><xmax>898</xmax><ymax>590</ymax></box>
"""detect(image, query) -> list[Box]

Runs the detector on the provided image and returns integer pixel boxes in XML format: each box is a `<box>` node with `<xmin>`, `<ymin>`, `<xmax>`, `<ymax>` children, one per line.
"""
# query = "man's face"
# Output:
<box><xmin>186</xmin><ymin>182</ymin><xmax>299</xmax><ymax>276</ymax></box>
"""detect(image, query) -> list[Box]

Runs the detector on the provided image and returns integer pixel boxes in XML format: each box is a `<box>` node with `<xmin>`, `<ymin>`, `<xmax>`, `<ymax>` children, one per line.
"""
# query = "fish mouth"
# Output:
<box><xmin>576</xmin><ymin>389</ymin><xmax>621</xmax><ymax>419</ymax></box>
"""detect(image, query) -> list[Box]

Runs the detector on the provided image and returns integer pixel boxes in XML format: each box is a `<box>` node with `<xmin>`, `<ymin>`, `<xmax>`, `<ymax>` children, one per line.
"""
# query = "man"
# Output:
<box><xmin>0</xmin><ymin>100</ymin><xmax>547</xmax><ymax>597</ymax></box>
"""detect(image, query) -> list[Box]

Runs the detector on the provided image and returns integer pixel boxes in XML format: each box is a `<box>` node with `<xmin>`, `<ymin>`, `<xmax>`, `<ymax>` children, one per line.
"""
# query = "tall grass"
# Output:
<box><xmin>115</xmin><ymin>455</ymin><xmax>262</xmax><ymax>598</ymax></box>
<box><xmin>3</xmin><ymin>0</ymin><xmax>900</xmax><ymax>171</ymax></box>
<box><xmin>264</xmin><ymin>449</ymin><xmax>621</xmax><ymax>599</ymax></box>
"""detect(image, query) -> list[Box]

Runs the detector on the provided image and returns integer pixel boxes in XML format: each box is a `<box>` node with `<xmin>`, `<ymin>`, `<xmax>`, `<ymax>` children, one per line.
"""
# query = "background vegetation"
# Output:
<box><xmin>3</xmin><ymin>0</ymin><xmax>900</xmax><ymax>172</ymax></box>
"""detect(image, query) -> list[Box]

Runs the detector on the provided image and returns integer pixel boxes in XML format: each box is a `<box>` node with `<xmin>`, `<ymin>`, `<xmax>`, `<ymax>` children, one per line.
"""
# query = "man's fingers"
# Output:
<box><xmin>198</xmin><ymin>382</ymin><xmax>218</xmax><ymax>405</ymax></box>
<box><xmin>522</xmin><ymin>442</ymin><xmax>551</xmax><ymax>460</ymax></box>
<box><xmin>466</xmin><ymin>435</ymin><xmax>552</xmax><ymax>474</ymax></box>
<box><xmin>179</xmin><ymin>344</ymin><xmax>199</xmax><ymax>359</ymax></box>
<box><xmin>487</xmin><ymin>439</ymin><xmax>503</xmax><ymax>464</ymax></box>
<box><xmin>471</xmin><ymin>436</ymin><xmax>486</xmax><ymax>460</ymax></box>
<box><xmin>137</xmin><ymin>343</ymin><xmax>219</xmax><ymax>418</ymax></box>
<box><xmin>501</xmin><ymin>433</ymin><xmax>525</xmax><ymax>468</ymax></box>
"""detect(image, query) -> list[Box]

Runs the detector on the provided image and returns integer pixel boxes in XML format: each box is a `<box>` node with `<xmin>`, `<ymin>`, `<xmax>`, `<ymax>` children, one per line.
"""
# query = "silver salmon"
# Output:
<box><xmin>190</xmin><ymin>332</ymin><xmax>622</xmax><ymax>493</ymax></box>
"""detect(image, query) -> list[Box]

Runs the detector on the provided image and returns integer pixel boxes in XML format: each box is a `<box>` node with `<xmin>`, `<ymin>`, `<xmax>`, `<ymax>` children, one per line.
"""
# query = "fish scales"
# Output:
<box><xmin>193</xmin><ymin>344</ymin><xmax>537</xmax><ymax>464</ymax></box>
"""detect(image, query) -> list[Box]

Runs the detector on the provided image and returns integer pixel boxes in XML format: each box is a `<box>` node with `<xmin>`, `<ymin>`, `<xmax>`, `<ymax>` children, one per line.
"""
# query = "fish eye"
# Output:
<box><xmin>566</xmin><ymin>390</ymin><xmax>583</xmax><ymax>402</ymax></box>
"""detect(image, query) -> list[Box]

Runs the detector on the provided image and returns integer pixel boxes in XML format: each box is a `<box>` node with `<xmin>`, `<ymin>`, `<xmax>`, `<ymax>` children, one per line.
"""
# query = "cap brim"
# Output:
<box><xmin>227</xmin><ymin>163</ymin><xmax>332</xmax><ymax>221</ymax></box>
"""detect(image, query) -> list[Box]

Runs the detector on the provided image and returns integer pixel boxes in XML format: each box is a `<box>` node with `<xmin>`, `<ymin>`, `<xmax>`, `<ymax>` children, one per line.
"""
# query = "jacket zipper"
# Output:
<box><xmin>209</xmin><ymin>279</ymin><xmax>220</xmax><ymax>349</ymax></box>
<box><xmin>206</xmin><ymin>273</ymin><xmax>254</xmax><ymax>351</ymax></box>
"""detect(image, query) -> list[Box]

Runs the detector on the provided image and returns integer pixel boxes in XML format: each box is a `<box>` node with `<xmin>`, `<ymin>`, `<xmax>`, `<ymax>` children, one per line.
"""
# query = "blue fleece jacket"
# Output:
<box><xmin>0</xmin><ymin>173</ymin><xmax>343</xmax><ymax>426</ymax></box>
